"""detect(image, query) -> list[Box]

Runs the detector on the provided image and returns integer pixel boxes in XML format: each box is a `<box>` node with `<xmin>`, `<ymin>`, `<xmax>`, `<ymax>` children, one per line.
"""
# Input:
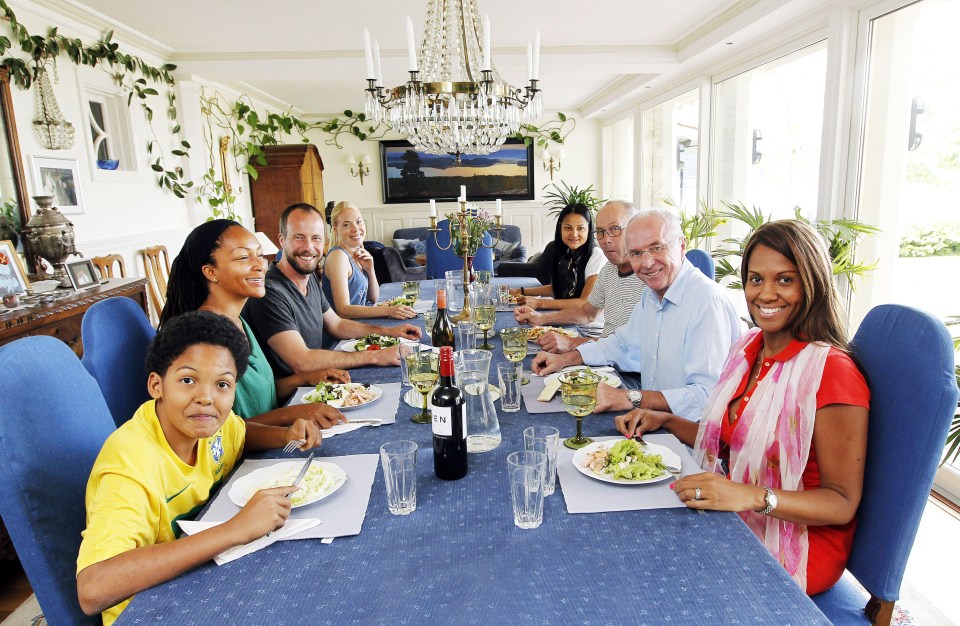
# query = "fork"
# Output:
<box><xmin>282</xmin><ymin>438</ymin><xmax>306</xmax><ymax>454</ymax></box>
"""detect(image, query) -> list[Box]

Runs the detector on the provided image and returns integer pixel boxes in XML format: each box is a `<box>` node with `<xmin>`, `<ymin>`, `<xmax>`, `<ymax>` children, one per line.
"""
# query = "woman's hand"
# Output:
<box><xmin>354</xmin><ymin>246</ymin><xmax>375</xmax><ymax>274</ymax></box>
<box><xmin>672</xmin><ymin>474</ymin><xmax>766</xmax><ymax>513</ymax></box>
<box><xmin>385</xmin><ymin>304</ymin><xmax>417</xmax><ymax>320</ymax></box>
<box><xmin>306</xmin><ymin>368</ymin><xmax>350</xmax><ymax>384</ymax></box>
<box><xmin>228</xmin><ymin>486</ymin><xmax>294</xmax><ymax>542</ymax></box>
<box><xmin>614</xmin><ymin>409</ymin><xmax>671</xmax><ymax>437</ymax></box>
<box><xmin>286</xmin><ymin>418</ymin><xmax>322</xmax><ymax>450</ymax></box>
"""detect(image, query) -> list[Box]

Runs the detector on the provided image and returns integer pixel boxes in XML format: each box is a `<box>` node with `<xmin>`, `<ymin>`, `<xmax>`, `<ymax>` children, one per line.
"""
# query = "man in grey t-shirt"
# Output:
<box><xmin>515</xmin><ymin>200</ymin><xmax>644</xmax><ymax>353</ymax></box>
<box><xmin>244</xmin><ymin>203</ymin><xmax>420</xmax><ymax>377</ymax></box>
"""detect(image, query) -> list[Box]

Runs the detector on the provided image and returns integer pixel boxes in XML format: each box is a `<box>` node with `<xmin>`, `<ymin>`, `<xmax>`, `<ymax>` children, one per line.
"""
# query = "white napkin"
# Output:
<box><xmin>177</xmin><ymin>518</ymin><xmax>322</xmax><ymax>565</ymax></box>
<box><xmin>321</xmin><ymin>421</ymin><xmax>374</xmax><ymax>439</ymax></box>
<box><xmin>413</xmin><ymin>299</ymin><xmax>434</xmax><ymax>313</ymax></box>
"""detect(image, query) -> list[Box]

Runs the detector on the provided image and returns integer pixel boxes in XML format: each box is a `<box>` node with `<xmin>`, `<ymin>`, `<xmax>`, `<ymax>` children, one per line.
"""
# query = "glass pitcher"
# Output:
<box><xmin>454</xmin><ymin>349</ymin><xmax>501</xmax><ymax>453</ymax></box>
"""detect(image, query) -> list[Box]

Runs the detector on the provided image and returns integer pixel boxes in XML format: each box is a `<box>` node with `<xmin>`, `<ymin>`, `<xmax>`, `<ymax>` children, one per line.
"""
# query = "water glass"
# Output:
<box><xmin>445</xmin><ymin>270</ymin><xmax>465</xmax><ymax>314</ymax></box>
<box><xmin>523</xmin><ymin>426</ymin><xmax>560</xmax><ymax>496</ymax></box>
<box><xmin>456</xmin><ymin>321</ymin><xmax>477</xmax><ymax>351</ymax></box>
<box><xmin>497</xmin><ymin>362</ymin><xmax>522</xmax><ymax>412</ymax></box>
<box><xmin>402</xmin><ymin>281</ymin><xmax>420</xmax><ymax>300</ymax></box>
<box><xmin>507</xmin><ymin>450</ymin><xmax>547</xmax><ymax>529</ymax></box>
<box><xmin>475</xmin><ymin>270</ymin><xmax>492</xmax><ymax>285</ymax></box>
<box><xmin>497</xmin><ymin>284</ymin><xmax>512</xmax><ymax>311</ymax></box>
<box><xmin>423</xmin><ymin>309</ymin><xmax>438</xmax><ymax>338</ymax></box>
<box><xmin>380</xmin><ymin>440</ymin><xmax>418</xmax><ymax>515</ymax></box>
<box><xmin>399</xmin><ymin>342</ymin><xmax>424</xmax><ymax>386</ymax></box>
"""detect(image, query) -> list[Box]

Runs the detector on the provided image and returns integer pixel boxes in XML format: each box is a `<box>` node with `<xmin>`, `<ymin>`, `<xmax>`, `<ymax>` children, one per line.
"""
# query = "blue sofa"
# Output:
<box><xmin>391</xmin><ymin>224</ymin><xmax>526</xmax><ymax>271</ymax></box>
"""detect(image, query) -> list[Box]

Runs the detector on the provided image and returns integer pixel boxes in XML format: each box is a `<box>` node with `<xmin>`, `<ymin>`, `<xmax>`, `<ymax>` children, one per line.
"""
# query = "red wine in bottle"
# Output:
<box><xmin>431</xmin><ymin>288</ymin><xmax>456</xmax><ymax>350</ymax></box>
<box><xmin>432</xmin><ymin>346</ymin><xmax>467</xmax><ymax>480</ymax></box>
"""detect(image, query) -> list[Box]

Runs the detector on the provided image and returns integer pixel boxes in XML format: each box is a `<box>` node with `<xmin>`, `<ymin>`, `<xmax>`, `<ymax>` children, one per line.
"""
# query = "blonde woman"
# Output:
<box><xmin>321</xmin><ymin>201</ymin><xmax>416</xmax><ymax>320</ymax></box>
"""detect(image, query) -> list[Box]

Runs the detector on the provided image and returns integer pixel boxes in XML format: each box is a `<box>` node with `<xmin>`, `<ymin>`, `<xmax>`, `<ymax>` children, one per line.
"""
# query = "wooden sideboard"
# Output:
<box><xmin>0</xmin><ymin>277</ymin><xmax>149</xmax><ymax>356</ymax></box>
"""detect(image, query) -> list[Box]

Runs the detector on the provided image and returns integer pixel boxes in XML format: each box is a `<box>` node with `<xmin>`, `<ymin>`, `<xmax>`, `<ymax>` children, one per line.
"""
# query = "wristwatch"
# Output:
<box><xmin>757</xmin><ymin>487</ymin><xmax>779</xmax><ymax>515</ymax></box>
<box><xmin>627</xmin><ymin>389</ymin><xmax>643</xmax><ymax>410</ymax></box>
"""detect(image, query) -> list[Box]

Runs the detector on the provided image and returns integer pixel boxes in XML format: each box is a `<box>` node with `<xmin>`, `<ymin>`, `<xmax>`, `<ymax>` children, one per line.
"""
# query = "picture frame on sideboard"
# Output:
<box><xmin>65</xmin><ymin>259</ymin><xmax>100</xmax><ymax>291</ymax></box>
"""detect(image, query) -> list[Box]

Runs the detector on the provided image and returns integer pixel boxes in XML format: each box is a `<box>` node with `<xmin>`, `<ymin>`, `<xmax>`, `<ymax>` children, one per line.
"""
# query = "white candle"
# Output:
<box><xmin>429</xmin><ymin>199</ymin><xmax>437</xmax><ymax>217</ymax></box>
<box><xmin>482</xmin><ymin>15</ymin><xmax>491</xmax><ymax>72</ymax></box>
<box><xmin>526</xmin><ymin>42</ymin><xmax>533</xmax><ymax>81</ymax></box>
<box><xmin>532</xmin><ymin>30</ymin><xmax>541</xmax><ymax>80</ymax></box>
<box><xmin>373</xmin><ymin>40</ymin><xmax>383</xmax><ymax>84</ymax></box>
<box><xmin>542</xmin><ymin>148</ymin><xmax>550</xmax><ymax>162</ymax></box>
<box><xmin>459</xmin><ymin>185</ymin><xmax>467</xmax><ymax>202</ymax></box>
<box><xmin>496</xmin><ymin>198</ymin><xmax>502</xmax><ymax>216</ymax></box>
<box><xmin>406</xmin><ymin>16</ymin><xmax>418</xmax><ymax>72</ymax></box>
<box><xmin>363</xmin><ymin>28</ymin><xmax>374</xmax><ymax>80</ymax></box>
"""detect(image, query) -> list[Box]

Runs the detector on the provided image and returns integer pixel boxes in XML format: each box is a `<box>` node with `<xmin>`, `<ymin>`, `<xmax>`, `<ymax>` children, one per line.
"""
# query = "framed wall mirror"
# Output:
<box><xmin>0</xmin><ymin>67</ymin><xmax>32</xmax><ymax>271</ymax></box>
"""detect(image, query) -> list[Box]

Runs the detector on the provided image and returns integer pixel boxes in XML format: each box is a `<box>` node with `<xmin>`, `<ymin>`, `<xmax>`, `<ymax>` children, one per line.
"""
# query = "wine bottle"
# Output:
<box><xmin>432</xmin><ymin>346</ymin><xmax>467</xmax><ymax>480</ymax></box>
<box><xmin>431</xmin><ymin>288</ymin><xmax>456</xmax><ymax>350</ymax></box>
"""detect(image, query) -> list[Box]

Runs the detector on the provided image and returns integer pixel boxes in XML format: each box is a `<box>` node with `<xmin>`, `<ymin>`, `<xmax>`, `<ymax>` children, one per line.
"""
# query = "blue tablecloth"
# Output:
<box><xmin>116</xmin><ymin>280</ymin><xmax>827</xmax><ymax>625</ymax></box>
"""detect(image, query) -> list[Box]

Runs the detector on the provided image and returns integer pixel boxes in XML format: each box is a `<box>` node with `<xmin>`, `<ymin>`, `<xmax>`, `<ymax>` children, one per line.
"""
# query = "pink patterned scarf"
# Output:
<box><xmin>693</xmin><ymin>328</ymin><xmax>830</xmax><ymax>591</ymax></box>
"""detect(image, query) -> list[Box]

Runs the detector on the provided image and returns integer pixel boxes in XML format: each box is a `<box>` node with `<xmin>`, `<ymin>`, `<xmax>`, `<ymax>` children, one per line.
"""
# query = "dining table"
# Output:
<box><xmin>116</xmin><ymin>278</ymin><xmax>829</xmax><ymax>625</ymax></box>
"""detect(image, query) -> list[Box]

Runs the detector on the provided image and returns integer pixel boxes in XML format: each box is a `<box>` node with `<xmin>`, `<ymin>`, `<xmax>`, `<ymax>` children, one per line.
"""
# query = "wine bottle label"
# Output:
<box><xmin>432</xmin><ymin>405</ymin><xmax>452</xmax><ymax>436</ymax></box>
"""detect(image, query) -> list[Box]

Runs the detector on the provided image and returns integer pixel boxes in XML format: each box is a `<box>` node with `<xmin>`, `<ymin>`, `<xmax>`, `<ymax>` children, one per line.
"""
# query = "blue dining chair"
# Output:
<box><xmin>81</xmin><ymin>296</ymin><xmax>156</xmax><ymax>427</ymax></box>
<box><xmin>425</xmin><ymin>219</ymin><xmax>494</xmax><ymax>280</ymax></box>
<box><xmin>685</xmin><ymin>248</ymin><xmax>715</xmax><ymax>280</ymax></box>
<box><xmin>812</xmin><ymin>304</ymin><xmax>957</xmax><ymax>625</ymax></box>
<box><xmin>0</xmin><ymin>336</ymin><xmax>115</xmax><ymax>626</ymax></box>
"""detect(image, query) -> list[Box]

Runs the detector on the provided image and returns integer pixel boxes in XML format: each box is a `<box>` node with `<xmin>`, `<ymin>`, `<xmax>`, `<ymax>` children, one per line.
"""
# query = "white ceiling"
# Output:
<box><xmin>42</xmin><ymin>0</ymin><xmax>836</xmax><ymax>117</ymax></box>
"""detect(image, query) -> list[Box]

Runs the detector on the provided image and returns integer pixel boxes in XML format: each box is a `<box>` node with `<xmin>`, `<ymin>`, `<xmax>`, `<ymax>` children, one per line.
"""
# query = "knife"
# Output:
<box><xmin>288</xmin><ymin>452</ymin><xmax>314</xmax><ymax>495</ymax></box>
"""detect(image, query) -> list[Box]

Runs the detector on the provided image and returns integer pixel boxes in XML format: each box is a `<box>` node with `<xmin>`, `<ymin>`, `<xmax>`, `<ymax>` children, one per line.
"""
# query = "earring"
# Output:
<box><xmin>212</xmin><ymin>278</ymin><xmax>219</xmax><ymax>284</ymax></box>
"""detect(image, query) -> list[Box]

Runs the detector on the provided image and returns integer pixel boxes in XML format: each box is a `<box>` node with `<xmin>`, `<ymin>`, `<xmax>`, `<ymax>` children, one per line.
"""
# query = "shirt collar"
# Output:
<box><xmin>741</xmin><ymin>332</ymin><xmax>807</xmax><ymax>363</ymax></box>
<box><xmin>660</xmin><ymin>259</ymin><xmax>697</xmax><ymax>307</ymax></box>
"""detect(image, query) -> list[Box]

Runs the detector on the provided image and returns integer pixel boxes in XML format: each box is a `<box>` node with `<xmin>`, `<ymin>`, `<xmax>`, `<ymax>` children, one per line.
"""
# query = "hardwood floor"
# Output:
<box><xmin>0</xmin><ymin>560</ymin><xmax>32</xmax><ymax>621</ymax></box>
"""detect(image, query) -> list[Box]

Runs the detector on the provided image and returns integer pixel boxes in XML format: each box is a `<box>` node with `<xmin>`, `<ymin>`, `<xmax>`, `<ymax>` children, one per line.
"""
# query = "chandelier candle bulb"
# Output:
<box><xmin>373</xmin><ymin>41</ymin><xmax>383</xmax><ymax>84</ymax></box>
<box><xmin>532</xmin><ymin>30</ymin><xmax>541</xmax><ymax>80</ymax></box>
<box><xmin>430</xmin><ymin>199</ymin><xmax>437</xmax><ymax>217</ymax></box>
<box><xmin>363</xmin><ymin>28</ymin><xmax>375</xmax><ymax>79</ymax></box>
<box><xmin>496</xmin><ymin>198</ymin><xmax>502</xmax><ymax>216</ymax></box>
<box><xmin>406</xmin><ymin>16</ymin><xmax>418</xmax><ymax>71</ymax></box>
<box><xmin>482</xmin><ymin>15</ymin><xmax>491</xmax><ymax>71</ymax></box>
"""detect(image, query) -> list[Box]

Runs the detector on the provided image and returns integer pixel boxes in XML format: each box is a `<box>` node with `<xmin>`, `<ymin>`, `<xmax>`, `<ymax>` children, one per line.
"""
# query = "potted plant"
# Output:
<box><xmin>542</xmin><ymin>180</ymin><xmax>605</xmax><ymax>217</ymax></box>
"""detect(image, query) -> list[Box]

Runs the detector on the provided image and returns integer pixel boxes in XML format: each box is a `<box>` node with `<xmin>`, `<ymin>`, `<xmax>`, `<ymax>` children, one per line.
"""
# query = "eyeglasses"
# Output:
<box><xmin>595</xmin><ymin>225</ymin><xmax>624</xmax><ymax>239</ymax></box>
<box><xmin>627</xmin><ymin>241</ymin><xmax>673</xmax><ymax>260</ymax></box>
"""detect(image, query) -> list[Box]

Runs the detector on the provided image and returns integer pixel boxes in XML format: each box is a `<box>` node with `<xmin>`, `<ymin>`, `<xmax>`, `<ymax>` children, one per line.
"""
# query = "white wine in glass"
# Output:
<box><xmin>560</xmin><ymin>370</ymin><xmax>601</xmax><ymax>449</ymax></box>
<box><xmin>500</xmin><ymin>327</ymin><xmax>530</xmax><ymax>384</ymax></box>
<box><xmin>409</xmin><ymin>352</ymin><xmax>439</xmax><ymax>424</ymax></box>
<box><xmin>474</xmin><ymin>305</ymin><xmax>496</xmax><ymax>349</ymax></box>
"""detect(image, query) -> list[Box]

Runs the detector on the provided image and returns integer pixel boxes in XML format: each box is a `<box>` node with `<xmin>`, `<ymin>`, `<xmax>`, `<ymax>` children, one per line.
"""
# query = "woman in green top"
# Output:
<box><xmin>160</xmin><ymin>219</ymin><xmax>347</xmax><ymax>428</ymax></box>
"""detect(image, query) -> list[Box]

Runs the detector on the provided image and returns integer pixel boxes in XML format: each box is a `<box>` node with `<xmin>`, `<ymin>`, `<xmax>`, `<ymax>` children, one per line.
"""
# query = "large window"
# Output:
<box><xmin>601</xmin><ymin>116</ymin><xmax>634</xmax><ymax>202</ymax></box>
<box><xmin>640</xmin><ymin>88</ymin><xmax>699</xmax><ymax>213</ymax></box>
<box><xmin>712</xmin><ymin>42</ymin><xmax>827</xmax><ymax>220</ymax></box>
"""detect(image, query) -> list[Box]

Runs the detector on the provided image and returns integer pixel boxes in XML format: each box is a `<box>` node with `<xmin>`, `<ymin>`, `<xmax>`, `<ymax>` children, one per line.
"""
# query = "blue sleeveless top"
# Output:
<box><xmin>322</xmin><ymin>245</ymin><xmax>369</xmax><ymax>311</ymax></box>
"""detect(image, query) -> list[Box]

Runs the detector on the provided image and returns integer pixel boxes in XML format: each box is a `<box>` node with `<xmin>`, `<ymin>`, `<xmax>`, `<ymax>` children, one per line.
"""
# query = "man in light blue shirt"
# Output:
<box><xmin>531</xmin><ymin>209</ymin><xmax>741</xmax><ymax>421</ymax></box>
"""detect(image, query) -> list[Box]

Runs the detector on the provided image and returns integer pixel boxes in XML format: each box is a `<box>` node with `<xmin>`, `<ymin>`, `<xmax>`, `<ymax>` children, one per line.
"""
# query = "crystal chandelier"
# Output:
<box><xmin>363</xmin><ymin>0</ymin><xmax>542</xmax><ymax>162</ymax></box>
<box><xmin>33</xmin><ymin>62</ymin><xmax>76</xmax><ymax>150</ymax></box>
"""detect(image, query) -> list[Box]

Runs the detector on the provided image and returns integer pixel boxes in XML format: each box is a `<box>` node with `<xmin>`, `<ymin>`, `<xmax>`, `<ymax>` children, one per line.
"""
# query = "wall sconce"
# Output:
<box><xmin>908</xmin><ymin>97</ymin><xmax>924</xmax><ymax>151</ymax></box>
<box><xmin>542</xmin><ymin>147</ymin><xmax>564</xmax><ymax>180</ymax></box>
<box><xmin>752</xmin><ymin>129</ymin><xmax>763</xmax><ymax>165</ymax></box>
<box><xmin>346</xmin><ymin>154</ymin><xmax>372</xmax><ymax>185</ymax></box>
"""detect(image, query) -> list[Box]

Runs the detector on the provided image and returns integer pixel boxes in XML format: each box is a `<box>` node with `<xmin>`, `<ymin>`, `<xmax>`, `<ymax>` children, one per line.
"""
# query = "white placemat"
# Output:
<box><xmin>200</xmin><ymin>454</ymin><xmax>379</xmax><ymax>539</ymax></box>
<box><xmin>557</xmin><ymin>434</ymin><xmax>704</xmax><ymax>514</ymax></box>
<box><xmin>521</xmin><ymin>374</ymin><xmax>566</xmax><ymax>414</ymax></box>
<box><xmin>289</xmin><ymin>382</ymin><xmax>401</xmax><ymax>428</ymax></box>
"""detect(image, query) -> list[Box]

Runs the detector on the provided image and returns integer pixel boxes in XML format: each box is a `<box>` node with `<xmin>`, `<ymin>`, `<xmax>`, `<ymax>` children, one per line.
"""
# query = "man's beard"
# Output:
<box><xmin>285</xmin><ymin>251</ymin><xmax>321</xmax><ymax>275</ymax></box>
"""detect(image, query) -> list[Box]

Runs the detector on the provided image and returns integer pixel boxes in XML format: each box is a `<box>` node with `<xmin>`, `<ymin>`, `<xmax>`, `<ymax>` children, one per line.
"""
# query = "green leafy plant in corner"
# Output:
<box><xmin>542</xmin><ymin>180</ymin><xmax>605</xmax><ymax>217</ymax></box>
<box><xmin>665</xmin><ymin>197</ymin><xmax>726</xmax><ymax>250</ymax></box>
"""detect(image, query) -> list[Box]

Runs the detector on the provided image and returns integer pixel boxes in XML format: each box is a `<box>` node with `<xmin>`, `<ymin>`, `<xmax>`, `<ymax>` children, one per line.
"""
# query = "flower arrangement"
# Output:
<box><xmin>446</xmin><ymin>204</ymin><xmax>496</xmax><ymax>258</ymax></box>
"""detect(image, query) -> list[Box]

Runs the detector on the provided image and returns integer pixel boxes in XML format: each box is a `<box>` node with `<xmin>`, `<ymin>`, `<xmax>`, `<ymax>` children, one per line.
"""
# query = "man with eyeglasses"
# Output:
<box><xmin>515</xmin><ymin>201</ymin><xmax>645</xmax><ymax>357</ymax></box>
<box><xmin>532</xmin><ymin>208</ymin><xmax>741</xmax><ymax>422</ymax></box>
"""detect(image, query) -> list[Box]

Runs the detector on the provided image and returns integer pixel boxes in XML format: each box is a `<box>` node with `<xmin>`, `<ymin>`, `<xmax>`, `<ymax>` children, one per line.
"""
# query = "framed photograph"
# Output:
<box><xmin>66</xmin><ymin>259</ymin><xmax>100</xmax><ymax>291</ymax></box>
<box><xmin>0</xmin><ymin>239</ymin><xmax>30</xmax><ymax>296</ymax></box>
<box><xmin>30</xmin><ymin>156</ymin><xmax>84</xmax><ymax>215</ymax></box>
<box><xmin>380</xmin><ymin>138</ymin><xmax>534</xmax><ymax>204</ymax></box>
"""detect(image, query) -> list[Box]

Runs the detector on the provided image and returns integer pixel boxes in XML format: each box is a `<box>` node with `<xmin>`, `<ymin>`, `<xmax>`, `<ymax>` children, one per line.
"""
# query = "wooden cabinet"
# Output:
<box><xmin>0</xmin><ymin>277</ymin><xmax>148</xmax><ymax>356</ymax></box>
<box><xmin>250</xmin><ymin>145</ymin><xmax>325</xmax><ymax>246</ymax></box>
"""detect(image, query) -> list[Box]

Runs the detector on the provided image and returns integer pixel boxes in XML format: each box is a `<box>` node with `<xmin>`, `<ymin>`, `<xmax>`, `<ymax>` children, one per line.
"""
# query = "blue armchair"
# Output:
<box><xmin>0</xmin><ymin>336</ymin><xmax>114</xmax><ymax>626</ymax></box>
<box><xmin>82</xmin><ymin>296</ymin><xmax>156</xmax><ymax>427</ymax></box>
<box><xmin>685</xmin><ymin>248</ymin><xmax>716</xmax><ymax>280</ymax></box>
<box><xmin>812</xmin><ymin>305</ymin><xmax>958</xmax><ymax>624</ymax></box>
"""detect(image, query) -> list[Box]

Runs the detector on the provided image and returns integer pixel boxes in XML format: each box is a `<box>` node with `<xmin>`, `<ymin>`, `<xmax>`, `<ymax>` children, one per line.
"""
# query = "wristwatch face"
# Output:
<box><xmin>628</xmin><ymin>390</ymin><xmax>642</xmax><ymax>409</ymax></box>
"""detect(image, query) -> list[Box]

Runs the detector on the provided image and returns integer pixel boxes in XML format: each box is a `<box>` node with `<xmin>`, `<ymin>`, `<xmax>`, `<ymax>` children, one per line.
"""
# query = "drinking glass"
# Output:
<box><xmin>506</xmin><ymin>450</ymin><xmax>547</xmax><ymax>529</ymax></box>
<box><xmin>524</xmin><ymin>426</ymin><xmax>560</xmax><ymax>496</ymax></box>
<box><xmin>500</xmin><ymin>327</ymin><xmax>530</xmax><ymax>385</ymax></box>
<box><xmin>474</xmin><ymin>270</ymin><xmax>492</xmax><ymax>286</ymax></box>
<box><xmin>456</xmin><ymin>321</ymin><xmax>477</xmax><ymax>351</ymax></box>
<box><xmin>408</xmin><ymin>350</ymin><xmax>439</xmax><ymax>424</ymax></box>
<box><xmin>445</xmin><ymin>270</ymin><xmax>465</xmax><ymax>315</ymax></box>
<box><xmin>497</xmin><ymin>362</ymin><xmax>522</xmax><ymax>412</ymax></box>
<box><xmin>399</xmin><ymin>342</ymin><xmax>424</xmax><ymax>386</ymax></box>
<box><xmin>423</xmin><ymin>309</ymin><xmax>438</xmax><ymax>339</ymax></box>
<box><xmin>560</xmin><ymin>370</ymin><xmax>601</xmax><ymax>449</ymax></box>
<box><xmin>497</xmin><ymin>284</ymin><xmax>512</xmax><ymax>311</ymax></box>
<box><xmin>471</xmin><ymin>284</ymin><xmax>496</xmax><ymax>349</ymax></box>
<box><xmin>402</xmin><ymin>280</ymin><xmax>420</xmax><ymax>300</ymax></box>
<box><xmin>380</xmin><ymin>440</ymin><xmax>418</xmax><ymax>515</ymax></box>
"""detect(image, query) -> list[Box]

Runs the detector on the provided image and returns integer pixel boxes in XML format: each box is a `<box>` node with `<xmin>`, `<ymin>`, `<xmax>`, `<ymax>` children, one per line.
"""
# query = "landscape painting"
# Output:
<box><xmin>380</xmin><ymin>139</ymin><xmax>534</xmax><ymax>204</ymax></box>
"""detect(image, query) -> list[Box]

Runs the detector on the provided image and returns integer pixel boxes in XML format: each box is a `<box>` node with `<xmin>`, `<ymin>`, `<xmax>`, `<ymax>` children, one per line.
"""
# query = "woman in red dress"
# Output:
<box><xmin>617</xmin><ymin>219</ymin><xmax>869</xmax><ymax>594</ymax></box>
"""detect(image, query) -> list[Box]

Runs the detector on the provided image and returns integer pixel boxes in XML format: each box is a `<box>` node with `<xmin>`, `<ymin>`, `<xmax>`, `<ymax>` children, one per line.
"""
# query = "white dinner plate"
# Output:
<box><xmin>302</xmin><ymin>383</ymin><xmax>383</xmax><ymax>410</ymax></box>
<box><xmin>228</xmin><ymin>460</ymin><xmax>347</xmax><ymax>508</ymax></box>
<box><xmin>403</xmin><ymin>384</ymin><xmax>500</xmax><ymax>408</ymax></box>
<box><xmin>527</xmin><ymin>326</ymin><xmax>578</xmax><ymax>343</ymax></box>
<box><xmin>338</xmin><ymin>337</ymin><xmax>411</xmax><ymax>352</ymax></box>
<box><xmin>571</xmin><ymin>440</ymin><xmax>680</xmax><ymax>486</ymax></box>
<box><xmin>544</xmin><ymin>370</ymin><xmax>622</xmax><ymax>389</ymax></box>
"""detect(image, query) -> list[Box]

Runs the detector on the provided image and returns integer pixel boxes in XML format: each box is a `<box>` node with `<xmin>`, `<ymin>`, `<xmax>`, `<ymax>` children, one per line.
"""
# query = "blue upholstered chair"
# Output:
<box><xmin>0</xmin><ymin>336</ymin><xmax>115</xmax><ymax>626</ymax></box>
<box><xmin>82</xmin><ymin>296</ymin><xmax>156</xmax><ymax>427</ymax></box>
<box><xmin>685</xmin><ymin>248</ymin><xmax>715</xmax><ymax>280</ymax></box>
<box><xmin>425</xmin><ymin>219</ymin><xmax>494</xmax><ymax>280</ymax></box>
<box><xmin>812</xmin><ymin>305</ymin><xmax>957</xmax><ymax>625</ymax></box>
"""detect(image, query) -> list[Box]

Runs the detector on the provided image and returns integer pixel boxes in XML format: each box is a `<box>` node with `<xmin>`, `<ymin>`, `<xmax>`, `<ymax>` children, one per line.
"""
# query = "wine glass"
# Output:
<box><xmin>499</xmin><ymin>327</ymin><xmax>530</xmax><ymax>385</ymax></box>
<box><xmin>472</xmin><ymin>284</ymin><xmax>496</xmax><ymax>349</ymax></box>
<box><xmin>560</xmin><ymin>369</ymin><xmax>601</xmax><ymax>449</ymax></box>
<box><xmin>408</xmin><ymin>350</ymin><xmax>439</xmax><ymax>424</ymax></box>
<box><xmin>402</xmin><ymin>280</ymin><xmax>420</xmax><ymax>301</ymax></box>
